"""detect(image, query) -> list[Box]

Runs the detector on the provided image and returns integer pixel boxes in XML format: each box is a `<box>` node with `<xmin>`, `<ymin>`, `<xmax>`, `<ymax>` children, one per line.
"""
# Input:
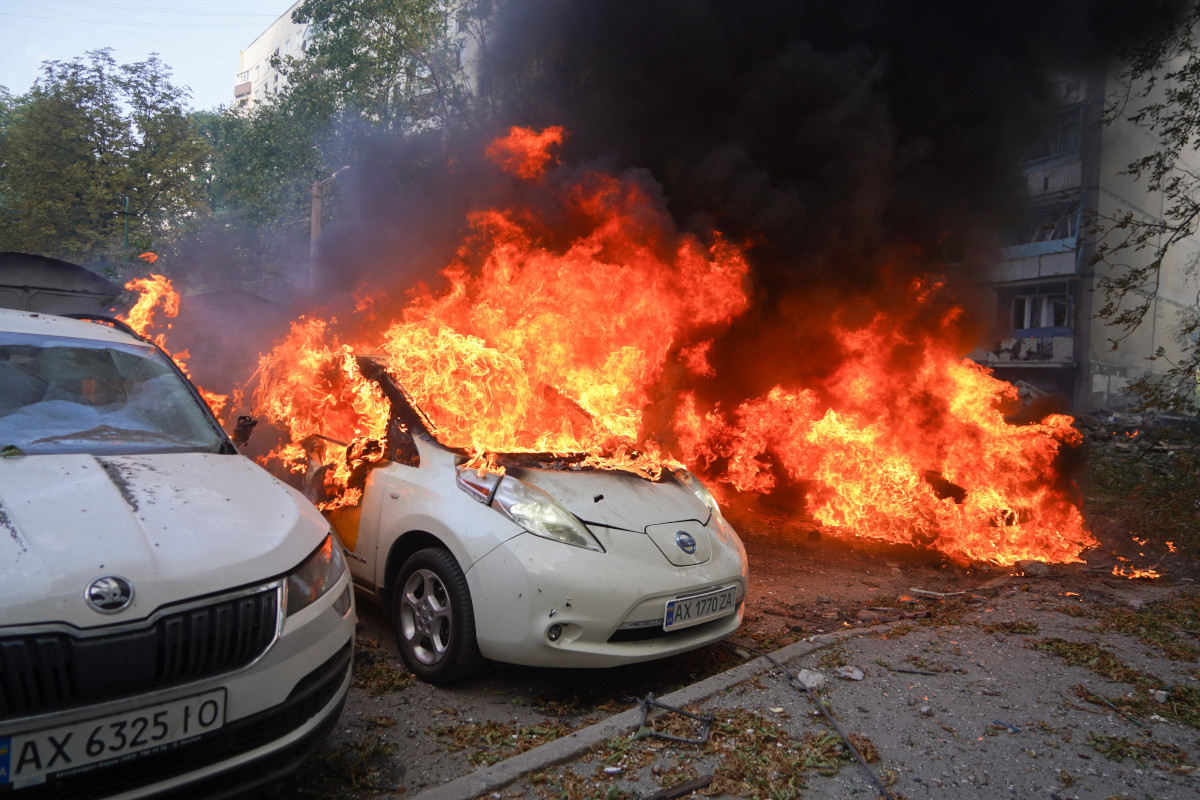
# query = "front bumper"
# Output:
<box><xmin>0</xmin><ymin>573</ymin><xmax>355</xmax><ymax>799</ymax></box>
<box><xmin>466</xmin><ymin>526</ymin><xmax>747</xmax><ymax>668</ymax></box>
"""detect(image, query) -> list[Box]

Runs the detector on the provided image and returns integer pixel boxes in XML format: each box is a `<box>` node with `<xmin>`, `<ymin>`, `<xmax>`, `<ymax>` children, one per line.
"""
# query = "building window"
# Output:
<box><xmin>1001</xmin><ymin>197</ymin><xmax>1080</xmax><ymax>247</ymax></box>
<box><xmin>1022</xmin><ymin>107</ymin><xmax>1082</xmax><ymax>163</ymax></box>
<box><xmin>1006</xmin><ymin>282</ymin><xmax>1071</xmax><ymax>333</ymax></box>
<box><xmin>284</xmin><ymin>39</ymin><xmax>291</xmax><ymax>56</ymax></box>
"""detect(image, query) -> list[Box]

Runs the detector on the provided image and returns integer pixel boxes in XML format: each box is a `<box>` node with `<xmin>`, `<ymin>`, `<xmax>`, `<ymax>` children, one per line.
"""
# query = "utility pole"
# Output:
<box><xmin>115</xmin><ymin>196</ymin><xmax>134</xmax><ymax>257</ymax></box>
<box><xmin>310</xmin><ymin>166</ymin><xmax>350</xmax><ymax>292</ymax></box>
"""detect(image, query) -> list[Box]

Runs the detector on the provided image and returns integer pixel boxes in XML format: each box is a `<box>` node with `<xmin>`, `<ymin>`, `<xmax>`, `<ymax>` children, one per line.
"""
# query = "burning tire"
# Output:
<box><xmin>393</xmin><ymin>547</ymin><xmax>483</xmax><ymax>683</ymax></box>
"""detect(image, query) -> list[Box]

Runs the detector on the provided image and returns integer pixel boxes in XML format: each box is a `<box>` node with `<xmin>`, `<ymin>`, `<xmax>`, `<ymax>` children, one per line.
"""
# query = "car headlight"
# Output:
<box><xmin>674</xmin><ymin>468</ymin><xmax>728</xmax><ymax>528</ymax></box>
<box><xmin>461</xmin><ymin>471</ymin><xmax>603</xmax><ymax>552</ymax></box>
<box><xmin>286</xmin><ymin>533</ymin><xmax>348</xmax><ymax>615</ymax></box>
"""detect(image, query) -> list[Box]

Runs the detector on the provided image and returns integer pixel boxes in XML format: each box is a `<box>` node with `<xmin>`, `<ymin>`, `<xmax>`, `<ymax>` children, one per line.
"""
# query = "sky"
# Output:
<box><xmin>0</xmin><ymin>0</ymin><xmax>297</xmax><ymax>111</ymax></box>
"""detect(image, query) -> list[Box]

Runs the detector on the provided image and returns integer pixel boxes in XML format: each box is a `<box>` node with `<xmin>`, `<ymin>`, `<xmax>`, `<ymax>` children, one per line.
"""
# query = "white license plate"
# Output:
<box><xmin>2</xmin><ymin>688</ymin><xmax>226</xmax><ymax>788</ymax></box>
<box><xmin>664</xmin><ymin>587</ymin><xmax>737</xmax><ymax>631</ymax></box>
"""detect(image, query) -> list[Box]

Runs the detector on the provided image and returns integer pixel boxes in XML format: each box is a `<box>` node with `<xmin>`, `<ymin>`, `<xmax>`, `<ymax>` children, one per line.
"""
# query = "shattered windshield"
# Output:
<box><xmin>0</xmin><ymin>331</ymin><xmax>227</xmax><ymax>455</ymax></box>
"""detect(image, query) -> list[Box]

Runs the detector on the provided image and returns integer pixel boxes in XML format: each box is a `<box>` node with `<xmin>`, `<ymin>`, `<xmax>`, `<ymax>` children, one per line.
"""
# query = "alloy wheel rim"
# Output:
<box><xmin>400</xmin><ymin>568</ymin><xmax>453</xmax><ymax>666</ymax></box>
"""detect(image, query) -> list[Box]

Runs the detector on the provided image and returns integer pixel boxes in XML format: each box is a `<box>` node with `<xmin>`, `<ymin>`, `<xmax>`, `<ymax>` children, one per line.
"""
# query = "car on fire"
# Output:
<box><xmin>319</xmin><ymin>356</ymin><xmax>748</xmax><ymax>684</ymax></box>
<box><xmin>0</xmin><ymin>308</ymin><xmax>355</xmax><ymax>798</ymax></box>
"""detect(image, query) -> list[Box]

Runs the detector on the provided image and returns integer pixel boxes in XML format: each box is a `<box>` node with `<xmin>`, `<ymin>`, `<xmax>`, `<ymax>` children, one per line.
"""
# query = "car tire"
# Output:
<box><xmin>392</xmin><ymin>547</ymin><xmax>484</xmax><ymax>684</ymax></box>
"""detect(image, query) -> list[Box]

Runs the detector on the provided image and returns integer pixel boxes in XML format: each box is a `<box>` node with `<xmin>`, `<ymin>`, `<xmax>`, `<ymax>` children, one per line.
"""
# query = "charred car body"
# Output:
<box><xmin>0</xmin><ymin>308</ymin><xmax>355</xmax><ymax>798</ymax></box>
<box><xmin>323</xmin><ymin>356</ymin><xmax>748</xmax><ymax>684</ymax></box>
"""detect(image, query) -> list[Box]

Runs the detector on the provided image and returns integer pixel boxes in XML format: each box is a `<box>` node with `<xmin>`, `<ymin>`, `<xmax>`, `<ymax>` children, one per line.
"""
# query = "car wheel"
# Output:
<box><xmin>392</xmin><ymin>547</ymin><xmax>483</xmax><ymax>684</ymax></box>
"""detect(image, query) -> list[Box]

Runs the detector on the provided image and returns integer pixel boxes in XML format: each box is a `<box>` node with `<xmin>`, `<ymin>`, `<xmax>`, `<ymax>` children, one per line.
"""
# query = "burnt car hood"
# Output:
<box><xmin>509</xmin><ymin>465</ymin><xmax>712</xmax><ymax>531</ymax></box>
<box><xmin>505</xmin><ymin>465</ymin><xmax>721</xmax><ymax>566</ymax></box>
<box><xmin>0</xmin><ymin>452</ymin><xmax>328</xmax><ymax>628</ymax></box>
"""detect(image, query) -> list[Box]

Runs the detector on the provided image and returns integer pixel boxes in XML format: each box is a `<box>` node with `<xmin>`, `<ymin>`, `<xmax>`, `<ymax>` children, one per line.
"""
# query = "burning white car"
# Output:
<box><xmin>0</xmin><ymin>308</ymin><xmax>355</xmax><ymax>798</ymax></box>
<box><xmin>321</xmin><ymin>356</ymin><xmax>748</xmax><ymax>684</ymax></box>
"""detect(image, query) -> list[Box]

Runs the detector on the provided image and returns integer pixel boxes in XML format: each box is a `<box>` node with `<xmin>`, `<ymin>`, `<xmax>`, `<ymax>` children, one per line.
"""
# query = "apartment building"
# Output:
<box><xmin>234</xmin><ymin>1</ymin><xmax>309</xmax><ymax>105</ymax></box>
<box><xmin>233</xmin><ymin>2</ymin><xmax>486</xmax><ymax>110</ymax></box>
<box><xmin>970</xmin><ymin>72</ymin><xmax>1200</xmax><ymax>413</ymax></box>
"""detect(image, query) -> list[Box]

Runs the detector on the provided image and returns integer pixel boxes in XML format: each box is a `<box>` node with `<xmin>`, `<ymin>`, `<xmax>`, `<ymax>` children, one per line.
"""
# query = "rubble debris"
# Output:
<box><xmin>922</xmin><ymin>469</ymin><xmax>967</xmax><ymax>504</ymax></box>
<box><xmin>910</xmin><ymin>587</ymin><xmax>967</xmax><ymax>599</ymax></box>
<box><xmin>641</xmin><ymin>775</ymin><xmax>714</xmax><ymax>800</ymax></box>
<box><xmin>1016</xmin><ymin>559</ymin><xmax>1051</xmax><ymax>577</ymax></box>
<box><xmin>836</xmin><ymin>666</ymin><xmax>865</xmax><ymax>681</ymax></box>
<box><xmin>231</xmin><ymin>415</ymin><xmax>257</xmax><ymax>447</ymax></box>
<box><xmin>796</xmin><ymin>669</ymin><xmax>827</xmax><ymax>690</ymax></box>
<box><xmin>637</xmin><ymin>693</ymin><xmax>713</xmax><ymax>745</ymax></box>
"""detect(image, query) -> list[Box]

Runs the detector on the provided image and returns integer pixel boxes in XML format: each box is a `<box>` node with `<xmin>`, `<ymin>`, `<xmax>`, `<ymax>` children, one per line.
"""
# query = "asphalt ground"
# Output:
<box><xmin>400</xmin><ymin>571</ymin><xmax>1199</xmax><ymax>800</ymax></box>
<box><xmin>275</xmin><ymin>507</ymin><xmax>1200</xmax><ymax>800</ymax></box>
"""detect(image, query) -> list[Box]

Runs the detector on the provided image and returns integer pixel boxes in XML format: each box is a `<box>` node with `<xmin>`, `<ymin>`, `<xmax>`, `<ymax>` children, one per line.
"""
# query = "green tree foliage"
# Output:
<box><xmin>0</xmin><ymin>49</ymin><xmax>210</xmax><ymax>268</ymax></box>
<box><xmin>288</xmin><ymin>0</ymin><xmax>491</xmax><ymax>136</ymax></box>
<box><xmin>169</xmin><ymin>98</ymin><xmax>341</xmax><ymax>293</ymax></box>
<box><xmin>178</xmin><ymin>0</ymin><xmax>493</xmax><ymax>294</ymax></box>
<box><xmin>1091</xmin><ymin>2</ymin><xmax>1200</xmax><ymax>412</ymax></box>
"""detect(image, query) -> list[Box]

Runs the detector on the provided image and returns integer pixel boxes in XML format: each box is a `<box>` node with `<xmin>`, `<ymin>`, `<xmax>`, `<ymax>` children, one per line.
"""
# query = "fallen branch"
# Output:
<box><xmin>909</xmin><ymin>587</ymin><xmax>967</xmax><ymax>599</ymax></box>
<box><xmin>641</xmin><ymin>775</ymin><xmax>714</xmax><ymax>800</ymax></box>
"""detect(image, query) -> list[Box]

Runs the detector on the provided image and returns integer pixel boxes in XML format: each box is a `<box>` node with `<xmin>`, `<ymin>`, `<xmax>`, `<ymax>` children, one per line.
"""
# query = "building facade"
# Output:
<box><xmin>970</xmin><ymin>72</ymin><xmax>1200</xmax><ymax>413</ymax></box>
<box><xmin>234</xmin><ymin>2</ymin><xmax>309</xmax><ymax>106</ymax></box>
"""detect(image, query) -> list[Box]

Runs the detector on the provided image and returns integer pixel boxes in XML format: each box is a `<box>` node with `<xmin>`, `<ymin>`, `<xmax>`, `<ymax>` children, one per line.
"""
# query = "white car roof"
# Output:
<box><xmin>0</xmin><ymin>307</ymin><xmax>143</xmax><ymax>346</ymax></box>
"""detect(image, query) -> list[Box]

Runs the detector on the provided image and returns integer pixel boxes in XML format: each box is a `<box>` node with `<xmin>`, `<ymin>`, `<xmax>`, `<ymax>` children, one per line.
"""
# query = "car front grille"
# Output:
<box><xmin>7</xmin><ymin>641</ymin><xmax>352</xmax><ymax>800</ymax></box>
<box><xmin>0</xmin><ymin>585</ymin><xmax>279</xmax><ymax>719</ymax></box>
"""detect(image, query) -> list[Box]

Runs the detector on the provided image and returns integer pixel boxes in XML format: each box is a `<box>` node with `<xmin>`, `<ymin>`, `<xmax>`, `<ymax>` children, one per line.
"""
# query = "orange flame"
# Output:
<box><xmin>119</xmin><ymin>273</ymin><xmax>229</xmax><ymax>423</ymax></box>
<box><xmin>485</xmin><ymin>125</ymin><xmax>565</xmax><ymax>179</ymax></box>
<box><xmin>1112</xmin><ymin>556</ymin><xmax>1161</xmax><ymax>580</ymax></box>
<box><xmin>243</xmin><ymin>126</ymin><xmax>1096</xmax><ymax>562</ymax></box>
<box><xmin>675</xmin><ymin>283</ymin><xmax>1095</xmax><ymax>565</ymax></box>
<box><xmin>121</xmin><ymin>274</ymin><xmax>177</xmax><ymax>347</ymax></box>
<box><xmin>251</xmin><ymin>148</ymin><xmax>750</xmax><ymax>505</ymax></box>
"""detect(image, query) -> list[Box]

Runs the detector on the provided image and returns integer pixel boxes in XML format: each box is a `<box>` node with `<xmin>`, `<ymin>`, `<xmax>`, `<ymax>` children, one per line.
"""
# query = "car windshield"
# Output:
<box><xmin>0</xmin><ymin>331</ymin><xmax>227</xmax><ymax>455</ymax></box>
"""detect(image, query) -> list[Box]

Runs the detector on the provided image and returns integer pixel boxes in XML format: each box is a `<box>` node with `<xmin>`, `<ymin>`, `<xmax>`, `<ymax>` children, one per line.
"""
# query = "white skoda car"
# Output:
<box><xmin>0</xmin><ymin>308</ymin><xmax>355</xmax><ymax>798</ymax></box>
<box><xmin>322</xmin><ymin>356</ymin><xmax>748</xmax><ymax>684</ymax></box>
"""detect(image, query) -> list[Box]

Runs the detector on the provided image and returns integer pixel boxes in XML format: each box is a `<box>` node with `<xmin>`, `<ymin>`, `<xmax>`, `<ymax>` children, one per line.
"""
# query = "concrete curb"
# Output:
<box><xmin>405</xmin><ymin>634</ymin><xmax>845</xmax><ymax>800</ymax></box>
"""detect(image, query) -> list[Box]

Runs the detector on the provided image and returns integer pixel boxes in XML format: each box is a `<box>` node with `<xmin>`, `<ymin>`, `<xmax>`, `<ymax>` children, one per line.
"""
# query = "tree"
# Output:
<box><xmin>171</xmin><ymin>0</ymin><xmax>495</xmax><ymax>295</ymax></box>
<box><xmin>1090</xmin><ymin>2</ymin><xmax>1200</xmax><ymax>412</ymax></box>
<box><xmin>287</xmin><ymin>0</ymin><xmax>491</xmax><ymax>138</ymax></box>
<box><xmin>166</xmin><ymin>98</ymin><xmax>340</xmax><ymax>294</ymax></box>
<box><xmin>0</xmin><ymin>49</ymin><xmax>210</xmax><ymax>268</ymax></box>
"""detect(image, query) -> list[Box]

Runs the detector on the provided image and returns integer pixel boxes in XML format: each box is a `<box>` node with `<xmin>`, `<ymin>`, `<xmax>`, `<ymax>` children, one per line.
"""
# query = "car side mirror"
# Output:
<box><xmin>231</xmin><ymin>415</ymin><xmax>258</xmax><ymax>447</ymax></box>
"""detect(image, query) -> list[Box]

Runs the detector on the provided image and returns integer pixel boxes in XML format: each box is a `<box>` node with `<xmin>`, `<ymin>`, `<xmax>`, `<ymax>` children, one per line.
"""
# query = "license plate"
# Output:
<box><xmin>664</xmin><ymin>586</ymin><xmax>737</xmax><ymax>631</ymax></box>
<box><xmin>1</xmin><ymin>688</ymin><xmax>226</xmax><ymax>788</ymax></box>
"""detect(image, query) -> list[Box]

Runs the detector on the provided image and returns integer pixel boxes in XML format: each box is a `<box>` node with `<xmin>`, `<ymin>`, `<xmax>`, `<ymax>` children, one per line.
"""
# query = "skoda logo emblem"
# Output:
<box><xmin>85</xmin><ymin>575</ymin><xmax>134</xmax><ymax>614</ymax></box>
<box><xmin>675</xmin><ymin>530</ymin><xmax>697</xmax><ymax>554</ymax></box>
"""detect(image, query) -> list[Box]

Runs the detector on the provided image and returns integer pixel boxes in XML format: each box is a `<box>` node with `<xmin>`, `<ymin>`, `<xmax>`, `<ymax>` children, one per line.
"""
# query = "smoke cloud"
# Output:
<box><xmin>256</xmin><ymin>0</ymin><xmax>1183</xmax><ymax>417</ymax></box>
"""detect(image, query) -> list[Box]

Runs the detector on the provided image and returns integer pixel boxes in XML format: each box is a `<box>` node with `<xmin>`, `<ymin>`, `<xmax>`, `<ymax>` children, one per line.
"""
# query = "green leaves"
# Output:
<box><xmin>0</xmin><ymin>49</ymin><xmax>209</xmax><ymax>268</ymax></box>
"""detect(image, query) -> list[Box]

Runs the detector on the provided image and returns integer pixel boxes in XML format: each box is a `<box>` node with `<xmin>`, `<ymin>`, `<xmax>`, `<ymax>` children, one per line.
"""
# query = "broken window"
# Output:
<box><xmin>1005</xmin><ymin>282</ymin><xmax>1072</xmax><ymax>332</ymax></box>
<box><xmin>1001</xmin><ymin>198</ymin><xmax>1080</xmax><ymax>247</ymax></box>
<box><xmin>1022</xmin><ymin>106</ymin><xmax>1082</xmax><ymax>162</ymax></box>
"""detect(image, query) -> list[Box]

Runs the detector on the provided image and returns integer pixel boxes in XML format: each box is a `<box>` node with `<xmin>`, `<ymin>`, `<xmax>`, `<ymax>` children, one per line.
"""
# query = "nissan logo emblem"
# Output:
<box><xmin>85</xmin><ymin>575</ymin><xmax>135</xmax><ymax>614</ymax></box>
<box><xmin>675</xmin><ymin>530</ymin><xmax>697</xmax><ymax>554</ymax></box>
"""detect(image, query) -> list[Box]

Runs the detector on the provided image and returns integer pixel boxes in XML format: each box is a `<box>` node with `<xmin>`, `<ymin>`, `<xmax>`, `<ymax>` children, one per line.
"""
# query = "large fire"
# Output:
<box><xmin>131</xmin><ymin>126</ymin><xmax>1099</xmax><ymax>566</ymax></box>
<box><xmin>672</xmin><ymin>294</ymin><xmax>1092</xmax><ymax>565</ymax></box>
